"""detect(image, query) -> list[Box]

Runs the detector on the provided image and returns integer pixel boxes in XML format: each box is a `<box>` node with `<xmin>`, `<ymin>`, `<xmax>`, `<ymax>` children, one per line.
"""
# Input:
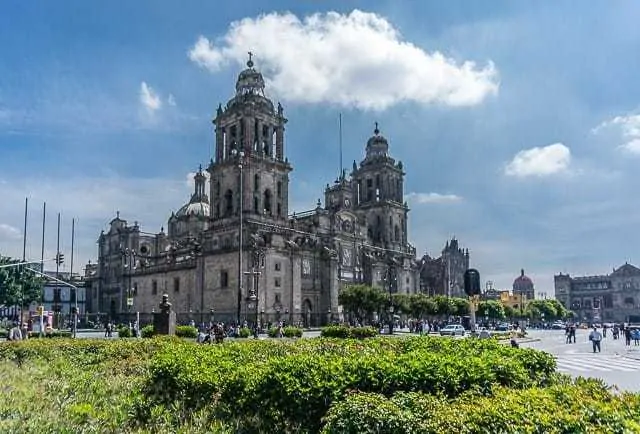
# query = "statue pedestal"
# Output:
<box><xmin>153</xmin><ymin>311</ymin><xmax>176</xmax><ymax>336</ymax></box>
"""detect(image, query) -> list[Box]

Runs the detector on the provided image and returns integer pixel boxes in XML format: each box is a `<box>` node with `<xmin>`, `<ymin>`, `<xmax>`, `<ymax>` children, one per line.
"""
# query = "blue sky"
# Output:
<box><xmin>1</xmin><ymin>1</ymin><xmax>640</xmax><ymax>292</ymax></box>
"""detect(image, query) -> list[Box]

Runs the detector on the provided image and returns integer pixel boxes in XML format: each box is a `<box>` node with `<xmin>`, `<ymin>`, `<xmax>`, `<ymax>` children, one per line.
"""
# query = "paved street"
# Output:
<box><xmin>521</xmin><ymin>329</ymin><xmax>640</xmax><ymax>392</ymax></box>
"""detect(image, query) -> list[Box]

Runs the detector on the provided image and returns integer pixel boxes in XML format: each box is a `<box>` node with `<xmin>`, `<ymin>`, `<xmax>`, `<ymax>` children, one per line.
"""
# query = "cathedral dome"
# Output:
<box><xmin>365</xmin><ymin>122</ymin><xmax>389</xmax><ymax>158</ymax></box>
<box><xmin>175</xmin><ymin>201</ymin><xmax>210</xmax><ymax>218</ymax></box>
<box><xmin>235</xmin><ymin>53</ymin><xmax>266</xmax><ymax>96</ymax></box>
<box><xmin>513</xmin><ymin>269</ymin><xmax>533</xmax><ymax>289</ymax></box>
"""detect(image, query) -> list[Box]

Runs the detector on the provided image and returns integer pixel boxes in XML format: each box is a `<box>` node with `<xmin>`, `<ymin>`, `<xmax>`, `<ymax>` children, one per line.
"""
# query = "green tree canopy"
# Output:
<box><xmin>0</xmin><ymin>256</ymin><xmax>44</xmax><ymax>307</ymax></box>
<box><xmin>391</xmin><ymin>293</ymin><xmax>411</xmax><ymax>314</ymax></box>
<box><xmin>503</xmin><ymin>305</ymin><xmax>516</xmax><ymax>319</ymax></box>
<box><xmin>477</xmin><ymin>300</ymin><xmax>506</xmax><ymax>320</ymax></box>
<box><xmin>409</xmin><ymin>294</ymin><xmax>438</xmax><ymax>318</ymax></box>
<box><xmin>452</xmin><ymin>297</ymin><xmax>470</xmax><ymax>317</ymax></box>
<box><xmin>339</xmin><ymin>284</ymin><xmax>386</xmax><ymax>323</ymax></box>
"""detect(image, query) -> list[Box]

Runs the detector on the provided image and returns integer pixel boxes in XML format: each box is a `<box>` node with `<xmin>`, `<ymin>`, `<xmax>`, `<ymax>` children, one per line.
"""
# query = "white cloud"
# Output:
<box><xmin>405</xmin><ymin>192</ymin><xmax>462</xmax><ymax>204</ymax></box>
<box><xmin>188</xmin><ymin>10</ymin><xmax>498</xmax><ymax>110</ymax></box>
<box><xmin>504</xmin><ymin>143</ymin><xmax>571</xmax><ymax>178</ymax></box>
<box><xmin>139</xmin><ymin>81</ymin><xmax>162</xmax><ymax>112</ymax></box>
<box><xmin>0</xmin><ymin>223</ymin><xmax>21</xmax><ymax>241</ymax></box>
<box><xmin>167</xmin><ymin>94</ymin><xmax>176</xmax><ymax>107</ymax></box>
<box><xmin>185</xmin><ymin>169</ymin><xmax>209</xmax><ymax>189</ymax></box>
<box><xmin>593</xmin><ymin>113</ymin><xmax>640</xmax><ymax>154</ymax></box>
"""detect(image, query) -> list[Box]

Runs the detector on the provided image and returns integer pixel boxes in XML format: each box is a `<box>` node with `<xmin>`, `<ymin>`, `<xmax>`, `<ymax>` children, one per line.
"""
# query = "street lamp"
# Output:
<box><xmin>231</xmin><ymin>149</ymin><xmax>245</xmax><ymax>325</ymax></box>
<box><xmin>388</xmin><ymin>305</ymin><xmax>395</xmax><ymax>334</ymax></box>
<box><xmin>260</xmin><ymin>308</ymin><xmax>265</xmax><ymax>331</ymax></box>
<box><xmin>120</xmin><ymin>247</ymin><xmax>136</xmax><ymax>326</ymax></box>
<box><xmin>327</xmin><ymin>308</ymin><xmax>332</xmax><ymax>325</ymax></box>
<box><xmin>247</xmin><ymin>292</ymin><xmax>257</xmax><ymax>337</ymax></box>
<box><xmin>210</xmin><ymin>308</ymin><xmax>215</xmax><ymax>327</ymax></box>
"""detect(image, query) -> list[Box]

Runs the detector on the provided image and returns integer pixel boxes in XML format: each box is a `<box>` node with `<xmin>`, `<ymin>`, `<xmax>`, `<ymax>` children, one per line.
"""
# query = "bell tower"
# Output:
<box><xmin>352</xmin><ymin>123</ymin><xmax>408</xmax><ymax>250</ymax></box>
<box><xmin>208</xmin><ymin>53</ymin><xmax>291</xmax><ymax>224</ymax></box>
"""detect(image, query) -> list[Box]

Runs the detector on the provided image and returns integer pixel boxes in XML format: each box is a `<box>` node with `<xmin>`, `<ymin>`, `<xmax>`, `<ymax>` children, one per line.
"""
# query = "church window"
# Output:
<box><xmin>264</xmin><ymin>189</ymin><xmax>272</xmax><ymax>215</ymax></box>
<box><xmin>271</xmin><ymin>130</ymin><xmax>277</xmax><ymax>158</ymax></box>
<box><xmin>624</xmin><ymin>297</ymin><xmax>635</xmax><ymax>306</ymax></box>
<box><xmin>214</xmin><ymin>181</ymin><xmax>220</xmax><ymax>197</ymax></box>
<box><xmin>214</xmin><ymin>203</ymin><xmax>220</xmax><ymax>219</ymax></box>
<box><xmin>375</xmin><ymin>174</ymin><xmax>381</xmax><ymax>187</ymax></box>
<box><xmin>253</xmin><ymin>119</ymin><xmax>259</xmax><ymax>152</ymax></box>
<box><xmin>152</xmin><ymin>280</ymin><xmax>158</xmax><ymax>295</ymax></box>
<box><xmin>220</xmin><ymin>270</ymin><xmax>229</xmax><ymax>288</ymax></box>
<box><xmin>275</xmin><ymin>262</ymin><xmax>281</xmax><ymax>271</ymax></box>
<box><xmin>366</xmin><ymin>179</ymin><xmax>373</xmax><ymax>201</ymax></box>
<box><xmin>275</xmin><ymin>277</ymin><xmax>281</xmax><ymax>287</ymax></box>
<box><xmin>224</xmin><ymin>190</ymin><xmax>234</xmax><ymax>216</ymax></box>
<box><xmin>275</xmin><ymin>293</ymin><xmax>281</xmax><ymax>303</ymax></box>
<box><xmin>376</xmin><ymin>188</ymin><xmax>380</xmax><ymax>202</ymax></box>
<box><xmin>277</xmin><ymin>181</ymin><xmax>282</xmax><ymax>198</ymax></box>
<box><xmin>277</xmin><ymin>203</ymin><xmax>282</xmax><ymax>217</ymax></box>
<box><xmin>254</xmin><ymin>174</ymin><xmax>260</xmax><ymax>190</ymax></box>
<box><xmin>394</xmin><ymin>225</ymin><xmax>400</xmax><ymax>241</ymax></box>
<box><xmin>173</xmin><ymin>277</ymin><xmax>180</xmax><ymax>293</ymax></box>
<box><xmin>254</xmin><ymin>196</ymin><xmax>259</xmax><ymax>213</ymax></box>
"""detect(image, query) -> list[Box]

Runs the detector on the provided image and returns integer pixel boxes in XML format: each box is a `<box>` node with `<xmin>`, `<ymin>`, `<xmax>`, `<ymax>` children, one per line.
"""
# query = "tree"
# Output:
<box><xmin>408</xmin><ymin>294</ymin><xmax>437</xmax><ymax>319</ymax></box>
<box><xmin>546</xmin><ymin>299</ymin><xmax>568</xmax><ymax>320</ymax></box>
<box><xmin>432</xmin><ymin>295</ymin><xmax>456</xmax><ymax>318</ymax></box>
<box><xmin>0</xmin><ymin>256</ymin><xmax>44</xmax><ymax>308</ymax></box>
<box><xmin>503</xmin><ymin>305</ymin><xmax>516</xmax><ymax>319</ymax></box>
<box><xmin>452</xmin><ymin>297</ymin><xmax>470</xmax><ymax>317</ymax></box>
<box><xmin>477</xmin><ymin>300</ymin><xmax>506</xmax><ymax>320</ymax></box>
<box><xmin>526</xmin><ymin>299</ymin><xmax>557</xmax><ymax>320</ymax></box>
<box><xmin>391</xmin><ymin>293</ymin><xmax>411</xmax><ymax>314</ymax></box>
<box><xmin>339</xmin><ymin>284</ymin><xmax>386</xmax><ymax>323</ymax></box>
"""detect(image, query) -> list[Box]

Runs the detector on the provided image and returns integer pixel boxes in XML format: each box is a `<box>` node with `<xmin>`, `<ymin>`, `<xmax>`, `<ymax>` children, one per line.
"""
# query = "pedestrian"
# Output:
<box><xmin>632</xmin><ymin>328</ymin><xmax>640</xmax><ymax>346</ymax></box>
<box><xmin>589</xmin><ymin>326</ymin><xmax>602</xmax><ymax>353</ymax></box>
<box><xmin>624</xmin><ymin>327</ymin><xmax>632</xmax><ymax>347</ymax></box>
<box><xmin>603</xmin><ymin>324</ymin><xmax>608</xmax><ymax>338</ymax></box>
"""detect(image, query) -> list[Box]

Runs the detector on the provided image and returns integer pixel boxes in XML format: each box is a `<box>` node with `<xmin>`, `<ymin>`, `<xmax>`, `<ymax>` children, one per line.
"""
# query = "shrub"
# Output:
<box><xmin>140</xmin><ymin>325</ymin><xmax>154</xmax><ymax>338</ymax></box>
<box><xmin>267</xmin><ymin>326</ymin><xmax>280</xmax><ymax>338</ymax></box>
<box><xmin>351</xmin><ymin>326</ymin><xmax>379</xmax><ymax>339</ymax></box>
<box><xmin>322</xmin><ymin>381</ymin><xmax>640</xmax><ymax>433</ymax></box>
<box><xmin>27</xmin><ymin>330</ymin><xmax>72</xmax><ymax>339</ymax></box>
<box><xmin>117</xmin><ymin>326</ymin><xmax>132</xmax><ymax>338</ymax></box>
<box><xmin>321</xmin><ymin>325</ymin><xmax>352</xmax><ymax>338</ymax></box>
<box><xmin>175</xmin><ymin>325</ymin><xmax>198</xmax><ymax>339</ymax></box>
<box><xmin>238</xmin><ymin>327</ymin><xmax>251</xmax><ymax>338</ymax></box>
<box><xmin>282</xmin><ymin>326</ymin><xmax>303</xmax><ymax>338</ymax></box>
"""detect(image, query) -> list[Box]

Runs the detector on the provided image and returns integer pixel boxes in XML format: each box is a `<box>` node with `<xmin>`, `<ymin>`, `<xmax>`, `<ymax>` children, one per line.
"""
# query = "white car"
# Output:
<box><xmin>440</xmin><ymin>324</ymin><xmax>465</xmax><ymax>336</ymax></box>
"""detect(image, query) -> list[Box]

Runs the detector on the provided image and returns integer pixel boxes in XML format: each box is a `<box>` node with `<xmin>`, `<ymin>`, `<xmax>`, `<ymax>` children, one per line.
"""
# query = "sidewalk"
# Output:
<box><xmin>622</xmin><ymin>348</ymin><xmax>640</xmax><ymax>360</ymax></box>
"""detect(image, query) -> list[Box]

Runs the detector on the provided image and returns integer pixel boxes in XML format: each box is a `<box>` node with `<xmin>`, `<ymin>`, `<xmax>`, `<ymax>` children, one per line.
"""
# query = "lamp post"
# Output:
<box><xmin>327</xmin><ymin>308</ymin><xmax>332</xmax><ymax>326</ymax></box>
<box><xmin>260</xmin><ymin>308</ymin><xmax>265</xmax><ymax>331</ymax></box>
<box><xmin>231</xmin><ymin>149</ymin><xmax>245</xmax><ymax>325</ymax></box>
<box><xmin>120</xmin><ymin>247</ymin><xmax>136</xmax><ymax>326</ymax></box>
<box><xmin>383</xmin><ymin>257</ymin><xmax>397</xmax><ymax>335</ymax></box>
<box><xmin>210</xmin><ymin>308</ymin><xmax>215</xmax><ymax>328</ymax></box>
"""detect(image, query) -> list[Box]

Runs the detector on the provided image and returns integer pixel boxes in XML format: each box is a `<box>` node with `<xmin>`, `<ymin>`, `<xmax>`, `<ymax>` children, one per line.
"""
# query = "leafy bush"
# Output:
<box><xmin>117</xmin><ymin>326</ymin><xmax>132</xmax><ymax>338</ymax></box>
<box><xmin>321</xmin><ymin>325</ymin><xmax>352</xmax><ymax>338</ymax></box>
<box><xmin>142</xmin><ymin>337</ymin><xmax>558</xmax><ymax>432</ymax></box>
<box><xmin>283</xmin><ymin>325</ymin><xmax>303</xmax><ymax>338</ymax></box>
<box><xmin>350</xmin><ymin>327</ymin><xmax>379</xmax><ymax>339</ymax></box>
<box><xmin>267</xmin><ymin>326</ymin><xmax>280</xmax><ymax>338</ymax></box>
<box><xmin>322</xmin><ymin>380</ymin><xmax>640</xmax><ymax>433</ymax></box>
<box><xmin>321</xmin><ymin>325</ymin><xmax>378</xmax><ymax>339</ymax></box>
<box><xmin>140</xmin><ymin>324</ymin><xmax>154</xmax><ymax>338</ymax></box>
<box><xmin>27</xmin><ymin>330</ymin><xmax>72</xmax><ymax>339</ymax></box>
<box><xmin>175</xmin><ymin>325</ymin><xmax>198</xmax><ymax>338</ymax></box>
<box><xmin>237</xmin><ymin>327</ymin><xmax>251</xmax><ymax>338</ymax></box>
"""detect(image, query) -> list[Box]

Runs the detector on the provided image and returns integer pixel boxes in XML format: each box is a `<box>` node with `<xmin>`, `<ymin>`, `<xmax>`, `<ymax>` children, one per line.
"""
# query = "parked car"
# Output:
<box><xmin>495</xmin><ymin>323</ymin><xmax>510</xmax><ymax>332</ymax></box>
<box><xmin>551</xmin><ymin>321</ymin><xmax>565</xmax><ymax>330</ymax></box>
<box><xmin>440</xmin><ymin>324</ymin><xmax>465</xmax><ymax>336</ymax></box>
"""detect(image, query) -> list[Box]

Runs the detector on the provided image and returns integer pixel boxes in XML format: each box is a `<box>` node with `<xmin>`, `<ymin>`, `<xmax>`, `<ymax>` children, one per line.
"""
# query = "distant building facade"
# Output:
<box><xmin>85</xmin><ymin>58</ymin><xmax>473</xmax><ymax>326</ymax></box>
<box><xmin>513</xmin><ymin>269</ymin><xmax>535</xmax><ymax>302</ymax></box>
<box><xmin>555</xmin><ymin>262</ymin><xmax>640</xmax><ymax>323</ymax></box>
<box><xmin>417</xmin><ymin>238</ymin><xmax>470</xmax><ymax>298</ymax></box>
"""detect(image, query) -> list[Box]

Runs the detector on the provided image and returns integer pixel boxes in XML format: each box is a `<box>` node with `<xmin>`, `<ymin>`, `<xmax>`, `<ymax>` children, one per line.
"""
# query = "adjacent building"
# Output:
<box><xmin>417</xmin><ymin>238</ymin><xmax>470</xmax><ymax>297</ymax></box>
<box><xmin>555</xmin><ymin>262</ymin><xmax>640</xmax><ymax>323</ymax></box>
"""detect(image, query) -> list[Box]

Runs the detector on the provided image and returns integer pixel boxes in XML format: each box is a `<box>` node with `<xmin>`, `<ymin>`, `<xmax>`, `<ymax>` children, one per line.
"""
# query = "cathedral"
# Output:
<box><xmin>85</xmin><ymin>57</ymin><xmax>471</xmax><ymax>326</ymax></box>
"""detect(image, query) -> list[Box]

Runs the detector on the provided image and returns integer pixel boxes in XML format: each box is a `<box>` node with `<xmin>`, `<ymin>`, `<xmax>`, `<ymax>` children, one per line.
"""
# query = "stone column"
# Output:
<box><xmin>276</xmin><ymin>126</ymin><xmax>284</xmax><ymax>161</ymax></box>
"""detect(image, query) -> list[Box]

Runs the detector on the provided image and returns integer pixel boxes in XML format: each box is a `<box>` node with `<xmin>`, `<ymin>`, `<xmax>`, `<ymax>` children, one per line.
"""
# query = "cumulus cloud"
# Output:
<box><xmin>188</xmin><ymin>10</ymin><xmax>499</xmax><ymax>110</ymax></box>
<box><xmin>139</xmin><ymin>81</ymin><xmax>162</xmax><ymax>112</ymax></box>
<box><xmin>593</xmin><ymin>113</ymin><xmax>640</xmax><ymax>154</ymax></box>
<box><xmin>504</xmin><ymin>143</ymin><xmax>571</xmax><ymax>178</ymax></box>
<box><xmin>167</xmin><ymin>94</ymin><xmax>176</xmax><ymax>107</ymax></box>
<box><xmin>405</xmin><ymin>192</ymin><xmax>462</xmax><ymax>204</ymax></box>
<box><xmin>0</xmin><ymin>223</ymin><xmax>21</xmax><ymax>241</ymax></box>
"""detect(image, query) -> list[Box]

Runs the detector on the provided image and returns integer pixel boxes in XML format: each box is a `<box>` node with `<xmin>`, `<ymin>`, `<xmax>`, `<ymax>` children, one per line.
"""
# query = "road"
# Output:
<box><xmin>521</xmin><ymin>329</ymin><xmax>640</xmax><ymax>392</ymax></box>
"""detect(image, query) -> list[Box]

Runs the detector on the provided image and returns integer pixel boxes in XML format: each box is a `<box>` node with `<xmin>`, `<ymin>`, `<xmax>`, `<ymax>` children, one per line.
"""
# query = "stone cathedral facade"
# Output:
<box><xmin>85</xmin><ymin>58</ymin><xmax>471</xmax><ymax>326</ymax></box>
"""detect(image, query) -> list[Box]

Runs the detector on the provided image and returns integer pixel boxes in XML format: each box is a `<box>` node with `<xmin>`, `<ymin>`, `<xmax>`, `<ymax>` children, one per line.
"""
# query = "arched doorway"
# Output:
<box><xmin>303</xmin><ymin>299</ymin><xmax>313</xmax><ymax>328</ymax></box>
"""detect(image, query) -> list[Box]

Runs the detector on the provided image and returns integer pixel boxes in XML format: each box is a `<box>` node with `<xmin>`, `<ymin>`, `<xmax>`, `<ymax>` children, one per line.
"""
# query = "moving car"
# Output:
<box><xmin>440</xmin><ymin>324</ymin><xmax>465</xmax><ymax>336</ymax></box>
<box><xmin>495</xmin><ymin>323</ymin><xmax>510</xmax><ymax>331</ymax></box>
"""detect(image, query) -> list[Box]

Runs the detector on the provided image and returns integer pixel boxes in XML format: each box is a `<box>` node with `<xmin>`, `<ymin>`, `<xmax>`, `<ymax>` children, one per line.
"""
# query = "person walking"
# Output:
<box><xmin>624</xmin><ymin>326</ymin><xmax>632</xmax><ymax>347</ymax></box>
<box><xmin>589</xmin><ymin>326</ymin><xmax>602</xmax><ymax>353</ymax></box>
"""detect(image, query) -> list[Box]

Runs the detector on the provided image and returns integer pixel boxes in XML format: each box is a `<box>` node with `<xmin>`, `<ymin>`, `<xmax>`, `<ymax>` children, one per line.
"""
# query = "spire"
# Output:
<box><xmin>521</xmin><ymin>269</ymin><xmax>525</xmax><ymax>277</ymax></box>
<box><xmin>247</xmin><ymin>51</ymin><xmax>254</xmax><ymax>68</ymax></box>
<box><xmin>374</xmin><ymin>121</ymin><xmax>380</xmax><ymax>135</ymax></box>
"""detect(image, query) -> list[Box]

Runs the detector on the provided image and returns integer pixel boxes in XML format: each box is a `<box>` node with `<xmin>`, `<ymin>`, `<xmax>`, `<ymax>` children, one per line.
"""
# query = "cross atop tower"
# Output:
<box><xmin>374</xmin><ymin>121</ymin><xmax>379</xmax><ymax>135</ymax></box>
<box><xmin>247</xmin><ymin>51</ymin><xmax>254</xmax><ymax>68</ymax></box>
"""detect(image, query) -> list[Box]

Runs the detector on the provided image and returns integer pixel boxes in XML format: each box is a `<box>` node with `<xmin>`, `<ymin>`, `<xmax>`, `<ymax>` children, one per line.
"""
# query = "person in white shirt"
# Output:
<box><xmin>589</xmin><ymin>327</ymin><xmax>602</xmax><ymax>353</ymax></box>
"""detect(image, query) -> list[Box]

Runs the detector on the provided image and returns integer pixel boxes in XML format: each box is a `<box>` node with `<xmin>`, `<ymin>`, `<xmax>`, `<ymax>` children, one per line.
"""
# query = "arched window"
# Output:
<box><xmin>224</xmin><ymin>190</ymin><xmax>233</xmax><ymax>216</ymax></box>
<box><xmin>277</xmin><ymin>181</ymin><xmax>282</xmax><ymax>198</ymax></box>
<box><xmin>253</xmin><ymin>196</ymin><xmax>259</xmax><ymax>213</ymax></box>
<box><xmin>254</xmin><ymin>174</ymin><xmax>260</xmax><ymax>191</ymax></box>
<box><xmin>263</xmin><ymin>189</ymin><xmax>272</xmax><ymax>215</ymax></box>
<box><xmin>214</xmin><ymin>181</ymin><xmax>220</xmax><ymax>197</ymax></box>
<box><xmin>394</xmin><ymin>225</ymin><xmax>400</xmax><ymax>241</ymax></box>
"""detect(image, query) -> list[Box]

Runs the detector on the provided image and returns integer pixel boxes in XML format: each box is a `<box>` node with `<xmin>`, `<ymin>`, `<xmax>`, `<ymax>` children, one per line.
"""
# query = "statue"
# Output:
<box><xmin>153</xmin><ymin>293</ymin><xmax>176</xmax><ymax>335</ymax></box>
<box><xmin>277</xmin><ymin>101</ymin><xmax>284</xmax><ymax>116</ymax></box>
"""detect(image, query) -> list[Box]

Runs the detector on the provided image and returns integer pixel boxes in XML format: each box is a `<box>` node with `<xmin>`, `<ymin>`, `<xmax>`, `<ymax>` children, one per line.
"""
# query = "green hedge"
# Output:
<box><xmin>321</xmin><ymin>325</ymin><xmax>378</xmax><ymax>339</ymax></box>
<box><xmin>322</xmin><ymin>380</ymin><xmax>640</xmax><ymax>433</ymax></box>
<box><xmin>283</xmin><ymin>325</ymin><xmax>303</xmax><ymax>338</ymax></box>
<box><xmin>142</xmin><ymin>337</ymin><xmax>557</xmax><ymax>432</ymax></box>
<box><xmin>117</xmin><ymin>326</ymin><xmax>132</xmax><ymax>338</ymax></box>
<box><xmin>175</xmin><ymin>325</ymin><xmax>198</xmax><ymax>338</ymax></box>
<box><xmin>140</xmin><ymin>325</ymin><xmax>154</xmax><ymax>338</ymax></box>
<box><xmin>238</xmin><ymin>327</ymin><xmax>251</xmax><ymax>338</ymax></box>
